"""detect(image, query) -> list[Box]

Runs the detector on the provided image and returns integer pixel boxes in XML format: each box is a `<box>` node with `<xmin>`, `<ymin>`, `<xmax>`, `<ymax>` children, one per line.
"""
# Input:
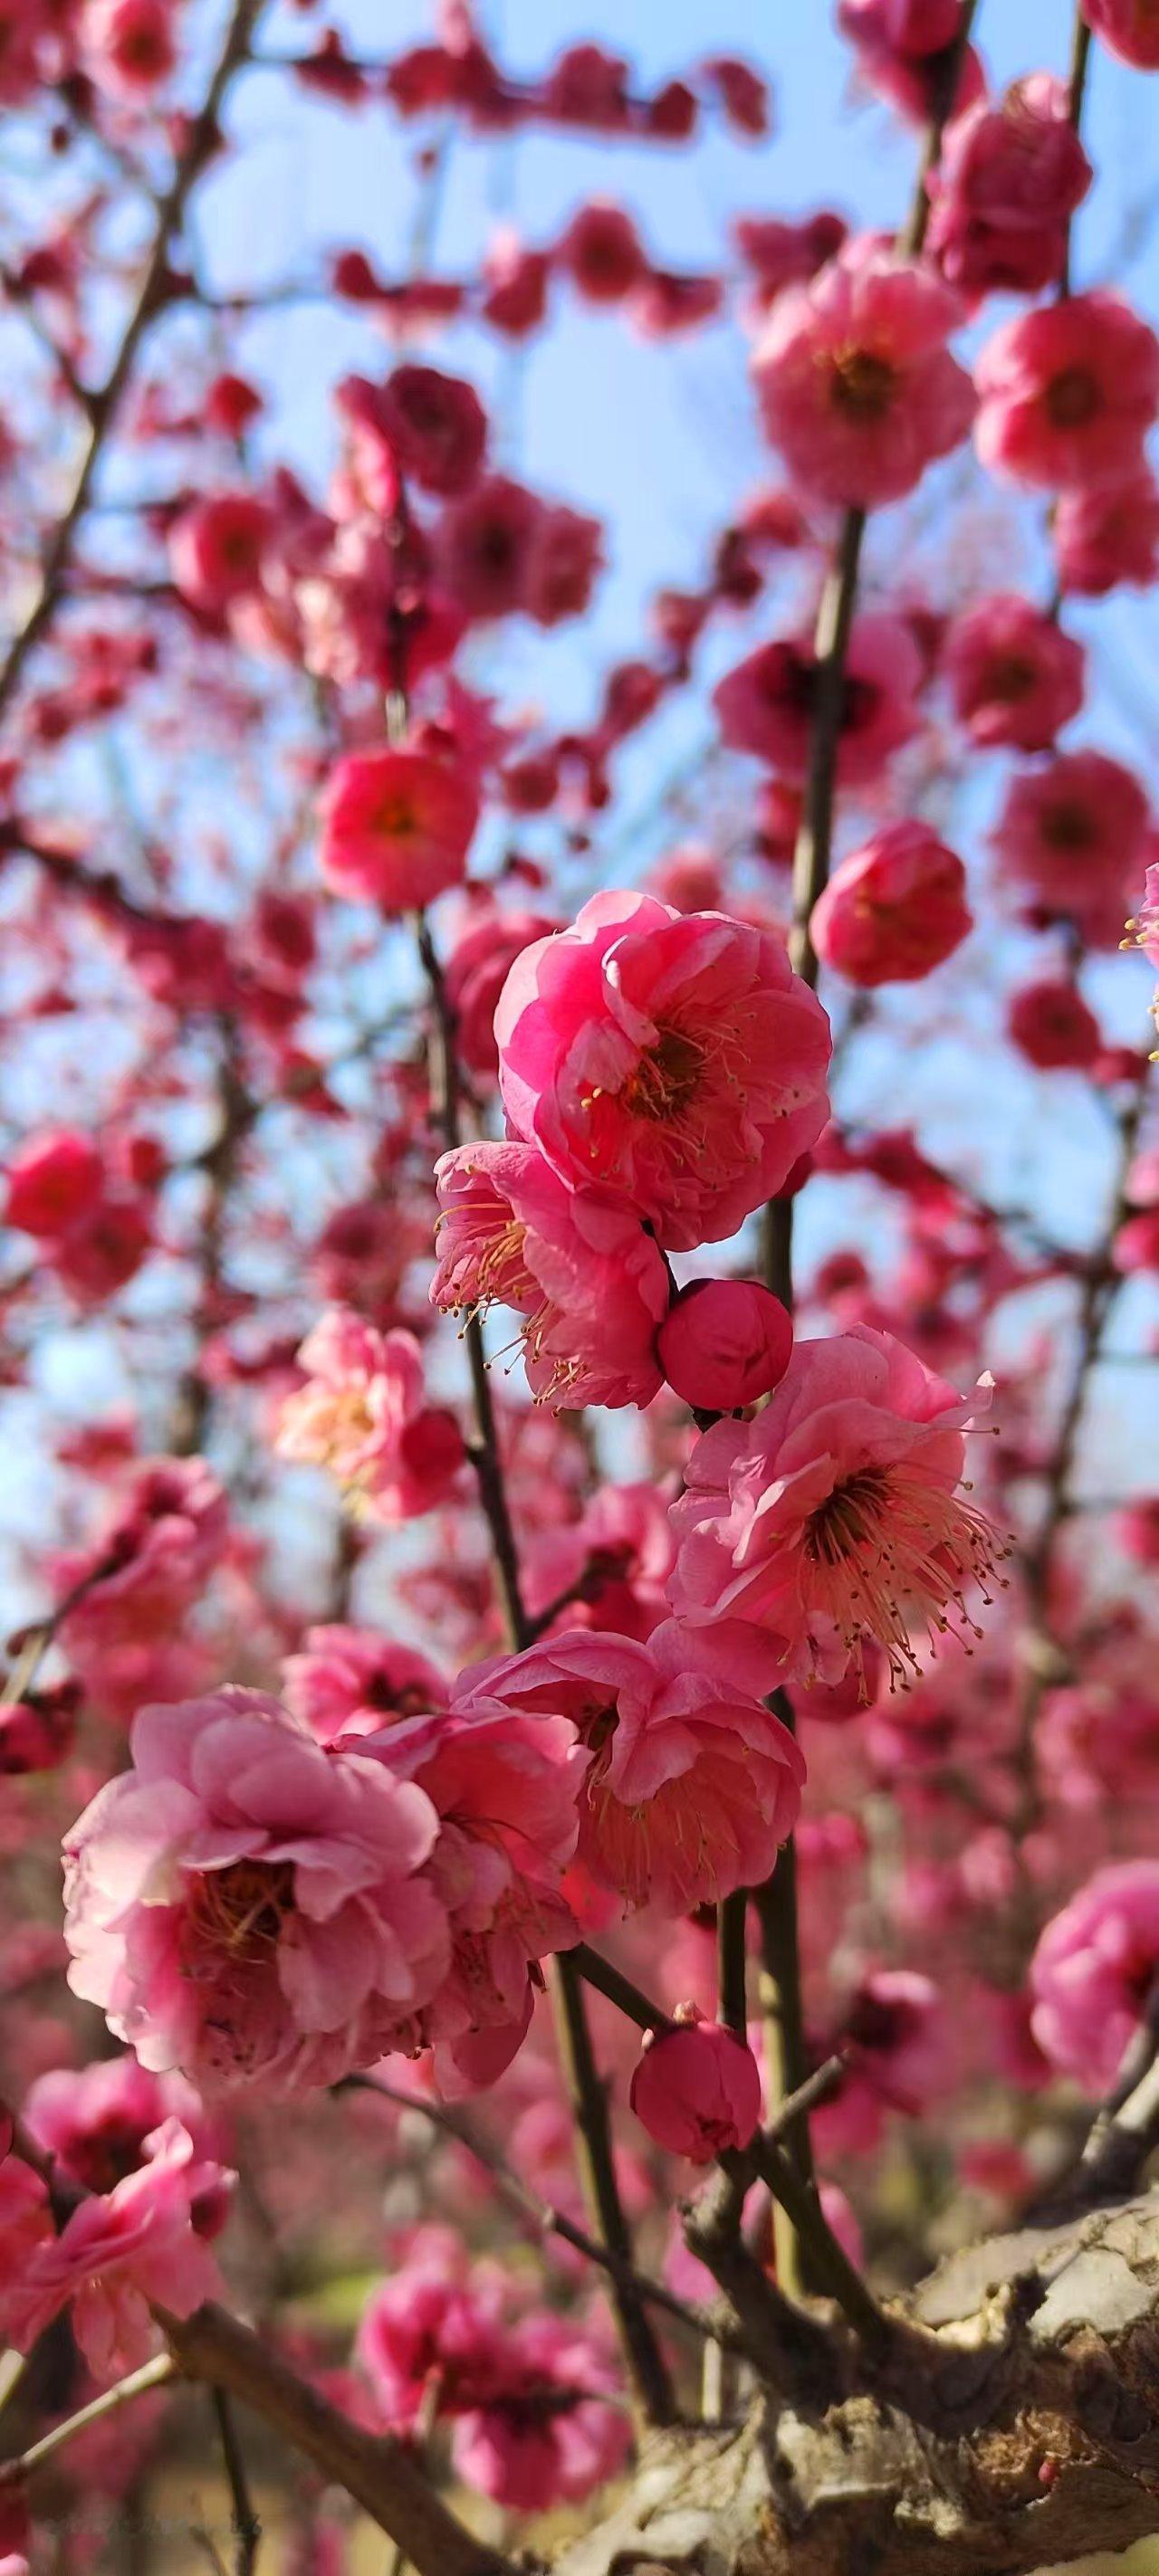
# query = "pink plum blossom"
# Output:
<box><xmin>1054</xmin><ymin>468</ymin><xmax>1159</xmax><ymax>594</ymax></box>
<box><xmin>656</xmin><ymin>1278</ymin><xmax>793</xmax><ymax>1412</ymax></box>
<box><xmin>1082</xmin><ymin>1</ymin><xmax>1159</xmax><ymax>67</ymax></box>
<box><xmin>1031</xmin><ymin>1863</ymin><xmax>1159</xmax><ymax>2090</ymax></box>
<box><xmin>809</xmin><ymin>820</ymin><xmax>972</xmax><ymax>985</ymax></box>
<box><xmin>318</xmin><ymin>748</ymin><xmax>479</xmax><ymax>913</ymax></box>
<box><xmin>493</xmin><ymin>891</ymin><xmax>831</xmax><ymax>1252</ymax></box>
<box><xmin>1</xmin><ymin>2118</ymin><xmax>229</xmax><ymax>2379</ymax></box>
<box><xmin>62</xmin><ymin>1687</ymin><xmax>450</xmax><ymax>2092</ymax></box>
<box><xmin>926</xmin><ymin>76</ymin><xmax>1092</xmax><ymax>294</ymax></box>
<box><xmin>451</xmin><ymin>2314</ymin><xmax>629</xmax><ymax>2510</ymax></box>
<box><xmin>629</xmin><ymin>2014</ymin><xmax>762</xmax><ymax>2160</ymax></box>
<box><xmin>453</xmin><ymin>1621</ymin><xmax>804</xmax><ymax>1916</ymax></box>
<box><xmin>276</xmin><ymin>1311</ymin><xmax>465</xmax><ymax>1520</ymax></box>
<box><xmin>943</xmin><ymin>594</ymin><xmax>1086</xmax><ymax>751</ymax></box>
<box><xmin>282</xmin><ymin>1624</ymin><xmax>448</xmax><ymax>1744</ymax></box>
<box><xmin>431</xmin><ymin>1140</ymin><xmax>669</xmax><ymax>1407</ymax></box>
<box><xmin>714</xmin><ymin>612</ymin><xmax>924</xmax><ymax>786</ymax></box>
<box><xmin>991</xmin><ymin>749</ymin><xmax>1150</xmax><ymax>946</ymax></box>
<box><xmin>975</xmin><ymin>291</ymin><xmax>1159</xmax><ymax>491</ymax></box>
<box><xmin>752</xmin><ymin>243</ymin><xmax>974</xmax><ymax>510</ymax></box>
<box><xmin>669</xmin><ymin>1324</ymin><xmax>1001</xmax><ymax>1691</ymax></box>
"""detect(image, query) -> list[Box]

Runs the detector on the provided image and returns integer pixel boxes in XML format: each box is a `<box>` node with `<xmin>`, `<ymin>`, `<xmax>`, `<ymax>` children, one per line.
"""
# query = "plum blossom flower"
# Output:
<box><xmin>1</xmin><ymin>2119</ymin><xmax>229</xmax><ymax>2380</ymax></box>
<box><xmin>494</xmin><ymin>892</ymin><xmax>831</xmax><ymax>1253</ymax></box>
<box><xmin>714</xmin><ymin>612</ymin><xmax>924</xmax><ymax>786</ymax></box>
<box><xmin>521</xmin><ymin>1479</ymin><xmax>676</xmax><ymax>1644</ymax></box>
<box><xmin>372</xmin><ymin>364</ymin><xmax>487</xmax><ymax>496</ymax></box>
<box><xmin>282</xmin><ymin>1624</ymin><xmax>447</xmax><ymax>1745</ymax></box>
<box><xmin>809</xmin><ymin>819</ymin><xmax>972</xmax><ymax>985</ymax></box>
<box><xmin>168</xmin><ymin>493</ymin><xmax>272</xmax><ymax>616</ymax></box>
<box><xmin>975</xmin><ymin>291</ymin><xmax>1159</xmax><ymax>491</ymax></box>
<box><xmin>62</xmin><ymin>1688</ymin><xmax>450</xmax><ymax>2092</ymax></box>
<box><xmin>431</xmin><ymin>1140</ymin><xmax>669</xmax><ymax>1409</ymax></box>
<box><xmin>276</xmin><ymin>1311</ymin><xmax>465</xmax><ymax>1521</ymax></box>
<box><xmin>1030</xmin><ymin>1863</ymin><xmax>1159</xmax><ymax>2090</ymax></box>
<box><xmin>669</xmin><ymin>1324</ymin><xmax>1002</xmax><ymax>1691</ymax></box>
<box><xmin>752</xmin><ymin>243</ymin><xmax>974</xmax><ymax>510</ymax></box>
<box><xmin>943</xmin><ymin>594</ymin><xmax>1086</xmax><ymax>751</ymax></box>
<box><xmin>453</xmin><ymin>1621</ymin><xmax>804</xmax><ymax>1916</ymax></box>
<box><xmin>442</xmin><ymin>904</ymin><xmax>560</xmax><ymax>1079</ymax></box>
<box><xmin>24</xmin><ymin>2056</ymin><xmax>227</xmax><ymax>2215</ymax></box>
<box><xmin>812</xmin><ymin>1970</ymin><xmax>949</xmax><ymax>2154</ymax></box>
<box><xmin>1082</xmin><ymin>0</ymin><xmax>1159</xmax><ymax>67</ymax></box>
<box><xmin>81</xmin><ymin>0</ymin><xmax>177</xmax><ymax>93</ymax></box>
<box><xmin>926</xmin><ymin>75</ymin><xmax>1092</xmax><ymax>295</ymax></box>
<box><xmin>1054</xmin><ymin>468</ymin><xmax>1159</xmax><ymax>595</ymax></box>
<box><xmin>1008</xmin><ymin>978</ymin><xmax>1102</xmax><ymax>1071</ymax></box>
<box><xmin>991</xmin><ymin>749</ymin><xmax>1150</xmax><ymax>947</ymax></box>
<box><xmin>656</xmin><ymin>1278</ymin><xmax>793</xmax><ymax>1412</ymax></box>
<box><xmin>53</xmin><ymin>1456</ymin><xmax>230</xmax><ymax>1650</ymax></box>
<box><xmin>451</xmin><ymin>2313</ymin><xmax>629</xmax><ymax>2510</ymax></box>
<box><xmin>362</xmin><ymin>1702</ymin><xmax>587</xmax><ymax>2086</ymax></box>
<box><xmin>5</xmin><ymin>1129</ymin><xmax>103</xmax><ymax>1236</ymax></box>
<box><xmin>629</xmin><ymin>2014</ymin><xmax>762</xmax><ymax>2160</ymax></box>
<box><xmin>318</xmin><ymin>747</ymin><xmax>479</xmax><ymax>913</ymax></box>
<box><xmin>359</xmin><ymin>2229</ymin><xmax>509</xmax><ymax>2431</ymax></box>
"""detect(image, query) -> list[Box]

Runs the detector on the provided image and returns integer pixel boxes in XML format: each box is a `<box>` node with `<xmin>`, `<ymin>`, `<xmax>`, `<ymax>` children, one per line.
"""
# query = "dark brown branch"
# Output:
<box><xmin>551</xmin><ymin>1951</ymin><xmax>677</xmax><ymax>2424</ymax></box>
<box><xmin>161</xmin><ymin>2302</ymin><xmax>511</xmax><ymax>2576</ymax></box>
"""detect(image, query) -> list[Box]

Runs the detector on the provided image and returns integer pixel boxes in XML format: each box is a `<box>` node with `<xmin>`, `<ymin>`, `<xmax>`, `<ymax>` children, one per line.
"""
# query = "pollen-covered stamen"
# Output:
<box><xmin>184</xmin><ymin>1857</ymin><xmax>295</xmax><ymax>1973</ymax></box>
<box><xmin>828</xmin><ymin>345</ymin><xmax>899</xmax><ymax>422</ymax></box>
<box><xmin>621</xmin><ymin>1025</ymin><xmax>706</xmax><ymax>1122</ymax></box>
<box><xmin>802</xmin><ymin>1464</ymin><xmax>1008</xmax><ymax>1690</ymax></box>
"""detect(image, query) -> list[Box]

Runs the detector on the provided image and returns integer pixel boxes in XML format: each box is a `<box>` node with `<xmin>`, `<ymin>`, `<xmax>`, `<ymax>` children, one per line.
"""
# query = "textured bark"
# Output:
<box><xmin>551</xmin><ymin>2190</ymin><xmax>1159</xmax><ymax>2575</ymax></box>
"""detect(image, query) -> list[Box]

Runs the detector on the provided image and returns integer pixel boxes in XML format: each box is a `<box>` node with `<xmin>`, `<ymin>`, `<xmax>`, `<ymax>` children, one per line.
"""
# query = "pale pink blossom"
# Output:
<box><xmin>494</xmin><ymin>892</ymin><xmax>831</xmax><ymax>1253</ymax></box>
<box><xmin>282</xmin><ymin>1624</ymin><xmax>447</xmax><ymax>1744</ymax></box>
<box><xmin>1031</xmin><ymin>1863</ymin><xmax>1159</xmax><ymax>2090</ymax></box>
<box><xmin>669</xmin><ymin>1325</ymin><xmax>1001</xmax><ymax>1690</ymax></box>
<box><xmin>453</xmin><ymin>1621</ymin><xmax>804</xmax><ymax>1916</ymax></box>
<box><xmin>62</xmin><ymin>1687</ymin><xmax>450</xmax><ymax>2092</ymax></box>
<box><xmin>2</xmin><ymin>2118</ymin><xmax>228</xmax><ymax>2379</ymax></box>
<box><xmin>24</xmin><ymin>2056</ymin><xmax>226</xmax><ymax>2214</ymax></box>
<box><xmin>365</xmin><ymin>1703</ymin><xmax>584</xmax><ymax>2088</ymax></box>
<box><xmin>431</xmin><ymin>1140</ymin><xmax>669</xmax><ymax>1409</ymax></box>
<box><xmin>276</xmin><ymin>1311</ymin><xmax>465</xmax><ymax>1520</ymax></box>
<box><xmin>753</xmin><ymin>243</ymin><xmax>974</xmax><ymax>510</ymax></box>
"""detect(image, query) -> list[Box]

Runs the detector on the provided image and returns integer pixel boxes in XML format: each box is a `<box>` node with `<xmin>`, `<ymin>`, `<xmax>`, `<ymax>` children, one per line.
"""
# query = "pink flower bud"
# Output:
<box><xmin>629</xmin><ymin>2018</ymin><xmax>762</xmax><ymax>2161</ymax></box>
<box><xmin>656</xmin><ymin>1277</ymin><xmax>793</xmax><ymax>1412</ymax></box>
<box><xmin>811</xmin><ymin>819</ymin><xmax>972</xmax><ymax>987</ymax></box>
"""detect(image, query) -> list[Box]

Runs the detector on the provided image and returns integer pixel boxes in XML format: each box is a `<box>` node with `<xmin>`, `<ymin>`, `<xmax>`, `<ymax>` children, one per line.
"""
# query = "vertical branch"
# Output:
<box><xmin>1060</xmin><ymin>10</ymin><xmax>1094</xmax><ymax>299</ymax></box>
<box><xmin>551</xmin><ymin>1952</ymin><xmax>675</xmax><ymax>2425</ymax></box>
<box><xmin>211</xmin><ymin>2386</ymin><xmax>262</xmax><ymax>2576</ymax></box>
<box><xmin>757</xmin><ymin>0</ymin><xmax>982</xmax><ymax>2285</ymax></box>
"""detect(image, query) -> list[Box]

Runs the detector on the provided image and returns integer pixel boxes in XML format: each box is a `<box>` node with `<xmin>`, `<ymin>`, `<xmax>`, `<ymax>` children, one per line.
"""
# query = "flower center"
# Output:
<box><xmin>802</xmin><ymin>1464</ymin><xmax>1006</xmax><ymax>1689</ymax></box>
<box><xmin>828</xmin><ymin>347</ymin><xmax>899</xmax><ymax>423</ymax></box>
<box><xmin>185</xmin><ymin>1857</ymin><xmax>295</xmax><ymax>1970</ymax></box>
<box><xmin>372</xmin><ymin>794</ymin><xmax>418</xmax><ymax>837</ymax></box>
<box><xmin>985</xmin><ymin>654</ymin><xmax>1036</xmax><ymax>702</ymax></box>
<box><xmin>622</xmin><ymin>1025</ymin><xmax>704</xmax><ymax>1121</ymax></box>
<box><xmin>1040</xmin><ymin>798</ymin><xmax>1095</xmax><ymax>854</ymax></box>
<box><xmin>1045</xmin><ymin>367</ymin><xmax>1100</xmax><ymax>430</ymax></box>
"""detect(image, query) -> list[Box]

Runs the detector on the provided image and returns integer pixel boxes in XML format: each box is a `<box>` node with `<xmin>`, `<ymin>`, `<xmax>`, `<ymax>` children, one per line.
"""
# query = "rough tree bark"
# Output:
<box><xmin>551</xmin><ymin>2188</ymin><xmax>1159</xmax><ymax>2576</ymax></box>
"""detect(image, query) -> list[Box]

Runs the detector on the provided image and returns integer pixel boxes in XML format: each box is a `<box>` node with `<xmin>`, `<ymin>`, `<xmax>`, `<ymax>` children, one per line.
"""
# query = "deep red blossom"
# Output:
<box><xmin>630</xmin><ymin>2014</ymin><xmax>762</xmax><ymax>2160</ymax></box>
<box><xmin>943</xmin><ymin>594</ymin><xmax>1085</xmax><ymax>750</ymax></box>
<box><xmin>1083</xmin><ymin>0</ymin><xmax>1159</xmax><ymax>66</ymax></box>
<box><xmin>714</xmin><ymin>613</ymin><xmax>924</xmax><ymax>785</ymax></box>
<box><xmin>656</xmin><ymin>1278</ymin><xmax>793</xmax><ymax>1412</ymax></box>
<box><xmin>991</xmin><ymin>749</ymin><xmax>1150</xmax><ymax>946</ymax></box>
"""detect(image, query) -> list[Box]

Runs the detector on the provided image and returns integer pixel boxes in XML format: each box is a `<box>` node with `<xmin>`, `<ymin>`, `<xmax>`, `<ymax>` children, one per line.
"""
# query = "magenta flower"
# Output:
<box><xmin>1082</xmin><ymin>0</ymin><xmax>1159</xmax><ymax>67</ymax></box>
<box><xmin>714</xmin><ymin>612</ymin><xmax>924</xmax><ymax>786</ymax></box>
<box><xmin>976</xmin><ymin>291</ymin><xmax>1159</xmax><ymax>491</ymax></box>
<box><xmin>809</xmin><ymin>820</ymin><xmax>972</xmax><ymax>986</ymax></box>
<box><xmin>753</xmin><ymin>242</ymin><xmax>974</xmax><ymax>510</ymax></box>
<box><xmin>450</xmin><ymin>2314</ymin><xmax>629</xmax><ymax>2511</ymax></box>
<box><xmin>669</xmin><ymin>1325</ymin><xmax>1001</xmax><ymax>1691</ymax></box>
<box><xmin>943</xmin><ymin>593</ymin><xmax>1086</xmax><ymax>752</ymax></box>
<box><xmin>1031</xmin><ymin>1863</ymin><xmax>1159</xmax><ymax>2090</ymax></box>
<box><xmin>926</xmin><ymin>76</ymin><xmax>1092</xmax><ymax>296</ymax></box>
<box><xmin>318</xmin><ymin>747</ymin><xmax>479</xmax><ymax>913</ymax></box>
<box><xmin>276</xmin><ymin>1310</ymin><xmax>465</xmax><ymax>1520</ymax></box>
<box><xmin>991</xmin><ymin>749</ymin><xmax>1150</xmax><ymax>947</ymax></box>
<box><xmin>656</xmin><ymin>1277</ymin><xmax>793</xmax><ymax>1412</ymax></box>
<box><xmin>494</xmin><ymin>892</ymin><xmax>831</xmax><ymax>1252</ymax></box>
<box><xmin>454</xmin><ymin>1621</ymin><xmax>804</xmax><ymax>1916</ymax></box>
<box><xmin>24</xmin><ymin>2056</ymin><xmax>227</xmax><ymax>2212</ymax></box>
<box><xmin>431</xmin><ymin>1140</ymin><xmax>669</xmax><ymax>1409</ymax></box>
<box><xmin>1054</xmin><ymin>468</ymin><xmax>1159</xmax><ymax>596</ymax></box>
<box><xmin>629</xmin><ymin>2015</ymin><xmax>762</xmax><ymax>2161</ymax></box>
<box><xmin>1</xmin><ymin>2118</ymin><xmax>228</xmax><ymax>2380</ymax></box>
<box><xmin>62</xmin><ymin>1688</ymin><xmax>450</xmax><ymax>2092</ymax></box>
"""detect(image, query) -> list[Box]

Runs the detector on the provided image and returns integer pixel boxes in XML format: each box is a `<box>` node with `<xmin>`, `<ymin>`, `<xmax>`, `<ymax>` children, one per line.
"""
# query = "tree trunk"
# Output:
<box><xmin>553</xmin><ymin>2190</ymin><xmax>1159</xmax><ymax>2576</ymax></box>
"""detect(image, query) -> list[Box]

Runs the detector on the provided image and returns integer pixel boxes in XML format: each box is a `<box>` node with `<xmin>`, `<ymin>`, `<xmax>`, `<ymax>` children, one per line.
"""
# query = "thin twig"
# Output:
<box><xmin>0</xmin><ymin>2353</ymin><xmax>176</xmax><ymax>2486</ymax></box>
<box><xmin>211</xmin><ymin>2386</ymin><xmax>261</xmax><ymax>2576</ymax></box>
<box><xmin>0</xmin><ymin>0</ymin><xmax>263</xmax><ymax>727</ymax></box>
<box><xmin>551</xmin><ymin>1951</ymin><xmax>676</xmax><ymax>2424</ymax></box>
